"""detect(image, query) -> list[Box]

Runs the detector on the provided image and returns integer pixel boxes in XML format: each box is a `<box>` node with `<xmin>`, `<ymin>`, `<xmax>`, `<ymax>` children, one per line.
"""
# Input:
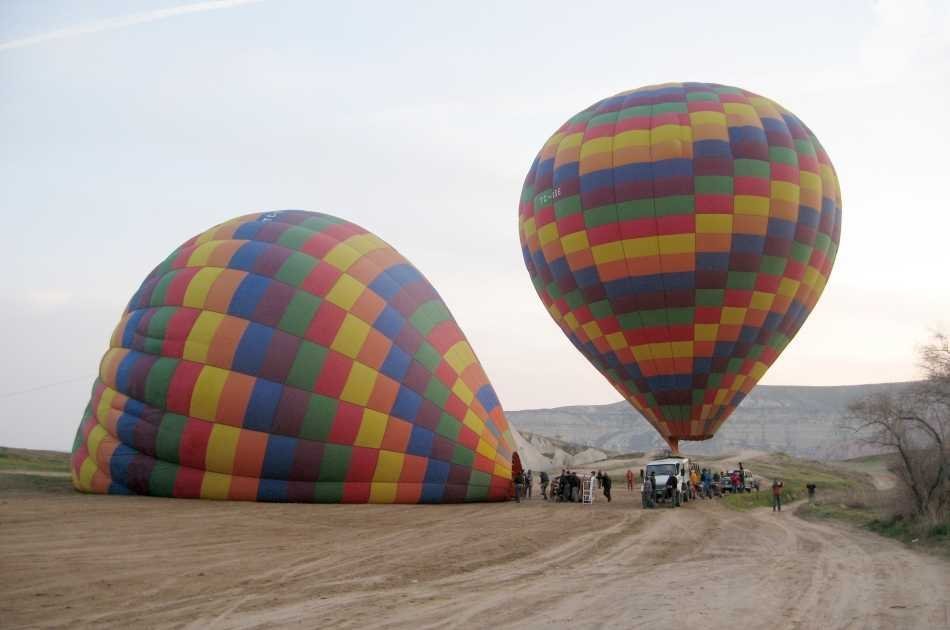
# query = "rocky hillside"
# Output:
<box><xmin>507</xmin><ymin>382</ymin><xmax>916</xmax><ymax>461</ymax></box>
<box><xmin>508</xmin><ymin>425</ymin><xmax>616</xmax><ymax>472</ymax></box>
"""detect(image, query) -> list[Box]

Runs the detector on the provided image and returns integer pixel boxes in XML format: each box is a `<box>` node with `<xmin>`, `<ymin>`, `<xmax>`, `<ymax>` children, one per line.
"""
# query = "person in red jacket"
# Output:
<box><xmin>772</xmin><ymin>479</ymin><xmax>784</xmax><ymax>512</ymax></box>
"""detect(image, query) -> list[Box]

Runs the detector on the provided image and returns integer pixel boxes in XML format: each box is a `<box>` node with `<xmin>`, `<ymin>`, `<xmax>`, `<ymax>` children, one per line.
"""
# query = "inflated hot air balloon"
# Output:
<box><xmin>72</xmin><ymin>210</ymin><xmax>515</xmax><ymax>502</ymax></box>
<box><xmin>518</xmin><ymin>82</ymin><xmax>841</xmax><ymax>452</ymax></box>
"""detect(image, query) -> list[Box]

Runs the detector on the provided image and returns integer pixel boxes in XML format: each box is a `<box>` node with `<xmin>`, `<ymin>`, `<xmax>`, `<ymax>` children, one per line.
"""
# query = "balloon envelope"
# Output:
<box><xmin>72</xmin><ymin>211</ymin><xmax>515</xmax><ymax>502</ymax></box>
<box><xmin>518</xmin><ymin>82</ymin><xmax>841</xmax><ymax>451</ymax></box>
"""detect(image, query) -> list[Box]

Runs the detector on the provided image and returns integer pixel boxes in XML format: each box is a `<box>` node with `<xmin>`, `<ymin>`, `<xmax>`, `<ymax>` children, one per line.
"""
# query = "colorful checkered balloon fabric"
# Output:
<box><xmin>518</xmin><ymin>83</ymin><xmax>842</xmax><ymax>450</ymax></box>
<box><xmin>71</xmin><ymin>211</ymin><xmax>516</xmax><ymax>503</ymax></box>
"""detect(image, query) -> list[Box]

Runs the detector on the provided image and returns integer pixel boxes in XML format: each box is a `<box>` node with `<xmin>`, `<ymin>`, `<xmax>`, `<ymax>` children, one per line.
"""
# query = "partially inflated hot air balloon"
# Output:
<box><xmin>72</xmin><ymin>211</ymin><xmax>515</xmax><ymax>502</ymax></box>
<box><xmin>518</xmin><ymin>82</ymin><xmax>841</xmax><ymax>452</ymax></box>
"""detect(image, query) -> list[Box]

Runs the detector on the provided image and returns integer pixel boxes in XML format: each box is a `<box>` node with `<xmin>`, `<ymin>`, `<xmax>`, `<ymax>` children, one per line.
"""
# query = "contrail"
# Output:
<box><xmin>0</xmin><ymin>0</ymin><xmax>267</xmax><ymax>52</ymax></box>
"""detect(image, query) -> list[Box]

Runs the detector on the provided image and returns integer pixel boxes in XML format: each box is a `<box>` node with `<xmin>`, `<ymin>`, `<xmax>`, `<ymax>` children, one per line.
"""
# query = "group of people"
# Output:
<box><xmin>633</xmin><ymin>466</ymin><xmax>717</xmax><ymax>503</ymax></box>
<box><xmin>633</xmin><ymin>461</ymin><xmax>757</xmax><ymax>505</ymax></box>
<box><xmin>550</xmin><ymin>469</ymin><xmax>612</xmax><ymax>502</ymax></box>
<box><xmin>511</xmin><ymin>468</ymin><xmax>613</xmax><ymax>503</ymax></box>
<box><xmin>512</xmin><ymin>469</ymin><xmax>536</xmax><ymax>502</ymax></box>
<box><xmin>689</xmin><ymin>468</ymin><xmax>737</xmax><ymax>499</ymax></box>
<box><xmin>512</xmin><ymin>461</ymin><xmax>796</xmax><ymax>511</ymax></box>
<box><xmin>683</xmin><ymin>463</ymin><xmax>755</xmax><ymax>499</ymax></box>
<box><xmin>638</xmin><ymin>469</ymin><xmax>680</xmax><ymax>506</ymax></box>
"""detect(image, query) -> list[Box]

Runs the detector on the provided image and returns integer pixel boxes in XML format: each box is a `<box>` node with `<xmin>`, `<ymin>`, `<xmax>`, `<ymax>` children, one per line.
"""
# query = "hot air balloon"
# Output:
<box><xmin>518</xmin><ymin>82</ymin><xmax>841</xmax><ymax>452</ymax></box>
<box><xmin>72</xmin><ymin>210</ymin><xmax>515</xmax><ymax>502</ymax></box>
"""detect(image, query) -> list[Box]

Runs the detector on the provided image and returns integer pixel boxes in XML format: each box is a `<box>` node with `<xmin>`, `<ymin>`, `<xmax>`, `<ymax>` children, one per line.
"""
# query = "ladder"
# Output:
<box><xmin>582</xmin><ymin>478</ymin><xmax>594</xmax><ymax>504</ymax></box>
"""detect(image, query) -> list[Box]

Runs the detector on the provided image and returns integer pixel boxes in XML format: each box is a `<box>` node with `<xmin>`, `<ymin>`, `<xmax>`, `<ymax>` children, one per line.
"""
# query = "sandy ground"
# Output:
<box><xmin>1</xmin><ymin>474</ymin><xmax>947</xmax><ymax>630</ymax></box>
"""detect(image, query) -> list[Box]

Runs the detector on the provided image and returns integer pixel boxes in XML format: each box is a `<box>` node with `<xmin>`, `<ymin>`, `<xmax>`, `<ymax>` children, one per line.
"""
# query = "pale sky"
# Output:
<box><xmin>1</xmin><ymin>0</ymin><xmax>948</xmax><ymax>450</ymax></box>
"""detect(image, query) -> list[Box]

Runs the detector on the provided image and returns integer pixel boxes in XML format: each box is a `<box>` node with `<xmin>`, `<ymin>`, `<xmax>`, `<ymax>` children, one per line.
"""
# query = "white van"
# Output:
<box><xmin>644</xmin><ymin>455</ymin><xmax>691</xmax><ymax>507</ymax></box>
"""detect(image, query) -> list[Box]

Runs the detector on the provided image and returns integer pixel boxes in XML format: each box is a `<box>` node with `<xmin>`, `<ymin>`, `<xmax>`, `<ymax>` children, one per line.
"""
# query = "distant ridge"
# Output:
<box><xmin>507</xmin><ymin>382</ymin><xmax>917</xmax><ymax>461</ymax></box>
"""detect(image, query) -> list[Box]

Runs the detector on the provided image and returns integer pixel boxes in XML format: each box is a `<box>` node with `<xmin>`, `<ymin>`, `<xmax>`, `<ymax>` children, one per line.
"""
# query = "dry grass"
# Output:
<box><xmin>0</xmin><ymin>447</ymin><xmax>70</xmax><ymax>473</ymax></box>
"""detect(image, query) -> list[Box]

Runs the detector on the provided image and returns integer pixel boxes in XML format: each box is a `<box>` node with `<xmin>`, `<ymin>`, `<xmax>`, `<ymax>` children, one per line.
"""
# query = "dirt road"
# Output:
<box><xmin>1</xmin><ymin>477</ymin><xmax>947</xmax><ymax>629</ymax></box>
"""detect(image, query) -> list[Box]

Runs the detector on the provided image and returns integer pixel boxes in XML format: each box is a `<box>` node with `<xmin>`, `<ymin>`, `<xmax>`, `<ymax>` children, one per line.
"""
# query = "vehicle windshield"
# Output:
<box><xmin>647</xmin><ymin>464</ymin><xmax>677</xmax><ymax>476</ymax></box>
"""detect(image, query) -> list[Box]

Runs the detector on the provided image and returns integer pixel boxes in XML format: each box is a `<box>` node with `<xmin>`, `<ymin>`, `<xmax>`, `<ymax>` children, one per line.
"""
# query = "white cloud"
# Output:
<box><xmin>23</xmin><ymin>289</ymin><xmax>73</xmax><ymax>310</ymax></box>
<box><xmin>862</xmin><ymin>0</ymin><xmax>950</xmax><ymax>79</ymax></box>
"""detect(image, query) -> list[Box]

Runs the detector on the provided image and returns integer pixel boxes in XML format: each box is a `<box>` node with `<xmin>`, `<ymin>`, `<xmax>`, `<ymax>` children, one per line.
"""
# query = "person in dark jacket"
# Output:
<box><xmin>513</xmin><ymin>470</ymin><xmax>525</xmax><ymax>503</ymax></box>
<box><xmin>665</xmin><ymin>474</ymin><xmax>677</xmax><ymax>501</ymax></box>
<box><xmin>602</xmin><ymin>472</ymin><xmax>612</xmax><ymax>502</ymax></box>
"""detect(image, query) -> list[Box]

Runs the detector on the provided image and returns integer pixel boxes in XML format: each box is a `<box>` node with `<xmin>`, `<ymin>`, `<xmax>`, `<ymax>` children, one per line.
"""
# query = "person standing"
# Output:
<box><xmin>511</xmin><ymin>452</ymin><xmax>524</xmax><ymax>501</ymax></box>
<box><xmin>626</xmin><ymin>469</ymin><xmax>634</xmax><ymax>491</ymax></box>
<box><xmin>642</xmin><ymin>474</ymin><xmax>654</xmax><ymax>508</ymax></box>
<box><xmin>665</xmin><ymin>473</ymin><xmax>678</xmax><ymax>503</ymax></box>
<box><xmin>772</xmin><ymin>479</ymin><xmax>784</xmax><ymax>512</ymax></box>
<box><xmin>602</xmin><ymin>472</ymin><xmax>612</xmax><ymax>502</ymax></box>
<box><xmin>588</xmin><ymin>471</ymin><xmax>597</xmax><ymax>502</ymax></box>
<box><xmin>806</xmin><ymin>482</ymin><xmax>816</xmax><ymax>504</ymax></box>
<box><xmin>525</xmin><ymin>470</ymin><xmax>533</xmax><ymax>499</ymax></box>
<box><xmin>540</xmin><ymin>470</ymin><xmax>550</xmax><ymax>500</ymax></box>
<box><xmin>513</xmin><ymin>469</ymin><xmax>525</xmax><ymax>503</ymax></box>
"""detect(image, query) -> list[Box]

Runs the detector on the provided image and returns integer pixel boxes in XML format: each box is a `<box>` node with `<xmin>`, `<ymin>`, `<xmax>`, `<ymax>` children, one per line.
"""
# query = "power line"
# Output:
<box><xmin>0</xmin><ymin>376</ymin><xmax>92</xmax><ymax>400</ymax></box>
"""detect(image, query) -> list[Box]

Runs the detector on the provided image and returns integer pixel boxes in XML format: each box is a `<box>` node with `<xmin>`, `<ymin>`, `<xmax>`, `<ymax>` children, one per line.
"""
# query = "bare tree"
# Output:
<box><xmin>848</xmin><ymin>332</ymin><xmax>949</xmax><ymax>524</ymax></box>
